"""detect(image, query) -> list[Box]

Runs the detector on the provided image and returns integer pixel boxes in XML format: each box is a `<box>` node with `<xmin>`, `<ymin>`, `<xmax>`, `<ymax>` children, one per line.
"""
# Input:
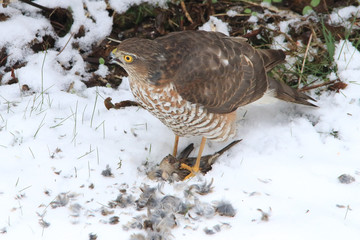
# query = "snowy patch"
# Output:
<box><xmin>247</xmin><ymin>15</ymin><xmax>258</xmax><ymax>23</ymax></box>
<box><xmin>226</xmin><ymin>9</ymin><xmax>238</xmax><ymax>17</ymax></box>
<box><xmin>329</xmin><ymin>5</ymin><xmax>360</xmax><ymax>25</ymax></box>
<box><xmin>199</xmin><ymin>16</ymin><xmax>230</xmax><ymax>36</ymax></box>
<box><xmin>109</xmin><ymin>0</ymin><xmax>168</xmax><ymax>13</ymax></box>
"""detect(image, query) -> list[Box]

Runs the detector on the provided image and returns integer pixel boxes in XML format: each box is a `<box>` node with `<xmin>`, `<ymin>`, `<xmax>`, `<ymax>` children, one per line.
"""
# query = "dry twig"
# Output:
<box><xmin>57</xmin><ymin>33</ymin><xmax>74</xmax><ymax>56</ymax></box>
<box><xmin>180</xmin><ymin>1</ymin><xmax>194</xmax><ymax>24</ymax></box>
<box><xmin>300</xmin><ymin>80</ymin><xmax>336</xmax><ymax>91</ymax></box>
<box><xmin>298</xmin><ymin>33</ymin><xmax>313</xmax><ymax>89</ymax></box>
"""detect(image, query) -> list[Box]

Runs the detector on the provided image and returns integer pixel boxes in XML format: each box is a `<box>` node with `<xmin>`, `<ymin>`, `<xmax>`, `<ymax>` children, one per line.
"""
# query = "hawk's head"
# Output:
<box><xmin>110</xmin><ymin>38</ymin><xmax>166</xmax><ymax>85</ymax></box>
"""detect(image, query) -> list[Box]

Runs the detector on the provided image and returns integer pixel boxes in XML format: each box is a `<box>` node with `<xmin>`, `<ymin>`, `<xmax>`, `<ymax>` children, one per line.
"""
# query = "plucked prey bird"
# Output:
<box><xmin>110</xmin><ymin>30</ymin><xmax>315</xmax><ymax>179</ymax></box>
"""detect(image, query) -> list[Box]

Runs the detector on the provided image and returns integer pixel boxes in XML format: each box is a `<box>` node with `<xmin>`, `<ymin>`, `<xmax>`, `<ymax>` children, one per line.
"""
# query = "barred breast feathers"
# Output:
<box><xmin>129</xmin><ymin>80</ymin><xmax>236</xmax><ymax>141</ymax></box>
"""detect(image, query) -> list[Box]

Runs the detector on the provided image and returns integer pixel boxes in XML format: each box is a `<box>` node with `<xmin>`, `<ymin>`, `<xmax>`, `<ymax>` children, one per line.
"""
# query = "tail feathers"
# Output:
<box><xmin>268</xmin><ymin>77</ymin><xmax>317</xmax><ymax>107</ymax></box>
<box><xmin>257</xmin><ymin>49</ymin><xmax>286</xmax><ymax>72</ymax></box>
<box><xmin>258</xmin><ymin>49</ymin><xmax>316</xmax><ymax>107</ymax></box>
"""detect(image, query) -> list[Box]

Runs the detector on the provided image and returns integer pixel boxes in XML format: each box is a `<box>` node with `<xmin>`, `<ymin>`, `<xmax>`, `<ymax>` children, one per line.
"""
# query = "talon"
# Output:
<box><xmin>179</xmin><ymin>137</ymin><xmax>206</xmax><ymax>180</ymax></box>
<box><xmin>181</xmin><ymin>163</ymin><xmax>200</xmax><ymax>180</ymax></box>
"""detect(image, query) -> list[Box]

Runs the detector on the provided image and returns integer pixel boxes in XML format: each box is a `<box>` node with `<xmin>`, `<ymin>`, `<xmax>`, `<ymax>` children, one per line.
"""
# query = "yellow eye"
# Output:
<box><xmin>123</xmin><ymin>55</ymin><xmax>133</xmax><ymax>63</ymax></box>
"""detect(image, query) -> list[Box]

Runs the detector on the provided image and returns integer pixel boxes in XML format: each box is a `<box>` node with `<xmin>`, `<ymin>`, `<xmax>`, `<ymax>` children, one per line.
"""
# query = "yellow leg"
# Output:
<box><xmin>181</xmin><ymin>137</ymin><xmax>207</xmax><ymax>180</ymax></box>
<box><xmin>173</xmin><ymin>135</ymin><xmax>179</xmax><ymax>157</ymax></box>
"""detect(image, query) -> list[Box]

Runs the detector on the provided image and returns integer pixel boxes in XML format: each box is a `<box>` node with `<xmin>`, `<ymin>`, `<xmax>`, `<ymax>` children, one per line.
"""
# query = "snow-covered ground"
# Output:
<box><xmin>1</xmin><ymin>1</ymin><xmax>360</xmax><ymax>240</ymax></box>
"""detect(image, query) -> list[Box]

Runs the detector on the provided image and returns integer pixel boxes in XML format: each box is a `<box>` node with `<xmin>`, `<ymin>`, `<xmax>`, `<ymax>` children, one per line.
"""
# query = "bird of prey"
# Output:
<box><xmin>110</xmin><ymin>30</ymin><xmax>315</xmax><ymax>179</ymax></box>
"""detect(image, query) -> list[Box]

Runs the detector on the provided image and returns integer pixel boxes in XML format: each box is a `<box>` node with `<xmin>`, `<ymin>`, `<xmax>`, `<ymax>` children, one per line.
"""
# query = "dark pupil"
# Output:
<box><xmin>126</xmin><ymin>56</ymin><xmax>130</xmax><ymax>61</ymax></box>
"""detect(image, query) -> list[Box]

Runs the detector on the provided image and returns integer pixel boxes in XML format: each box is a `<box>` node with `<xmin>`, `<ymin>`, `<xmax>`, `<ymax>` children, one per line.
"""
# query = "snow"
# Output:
<box><xmin>0</xmin><ymin>12</ymin><xmax>52</xmax><ymax>65</ymax></box>
<box><xmin>329</xmin><ymin>5</ymin><xmax>360</xmax><ymax>25</ymax></box>
<box><xmin>109</xmin><ymin>0</ymin><xmax>168</xmax><ymax>13</ymax></box>
<box><xmin>247</xmin><ymin>15</ymin><xmax>258</xmax><ymax>23</ymax></box>
<box><xmin>335</xmin><ymin>40</ymin><xmax>360</xmax><ymax>72</ymax></box>
<box><xmin>226</xmin><ymin>10</ymin><xmax>238</xmax><ymax>17</ymax></box>
<box><xmin>199</xmin><ymin>16</ymin><xmax>230</xmax><ymax>36</ymax></box>
<box><xmin>1</xmin><ymin>1</ymin><xmax>360</xmax><ymax>240</ymax></box>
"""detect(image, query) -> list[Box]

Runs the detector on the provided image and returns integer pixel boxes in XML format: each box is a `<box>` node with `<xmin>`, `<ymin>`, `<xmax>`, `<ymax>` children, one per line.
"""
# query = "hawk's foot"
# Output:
<box><xmin>180</xmin><ymin>163</ymin><xmax>200</xmax><ymax>180</ymax></box>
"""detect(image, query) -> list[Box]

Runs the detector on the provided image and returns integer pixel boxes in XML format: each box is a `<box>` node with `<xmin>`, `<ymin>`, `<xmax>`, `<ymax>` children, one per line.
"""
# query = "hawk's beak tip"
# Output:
<box><xmin>109</xmin><ymin>52</ymin><xmax>121</xmax><ymax>65</ymax></box>
<box><xmin>109</xmin><ymin>59</ymin><xmax>118</xmax><ymax>65</ymax></box>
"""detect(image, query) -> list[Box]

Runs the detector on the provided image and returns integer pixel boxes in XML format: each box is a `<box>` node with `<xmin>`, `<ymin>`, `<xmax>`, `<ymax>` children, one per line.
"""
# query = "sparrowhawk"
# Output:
<box><xmin>110</xmin><ymin>30</ymin><xmax>315</xmax><ymax>179</ymax></box>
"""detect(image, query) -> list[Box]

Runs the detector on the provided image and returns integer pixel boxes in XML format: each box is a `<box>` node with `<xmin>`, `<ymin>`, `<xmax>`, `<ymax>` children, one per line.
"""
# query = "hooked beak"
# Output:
<box><xmin>109</xmin><ymin>49</ymin><xmax>122</xmax><ymax>65</ymax></box>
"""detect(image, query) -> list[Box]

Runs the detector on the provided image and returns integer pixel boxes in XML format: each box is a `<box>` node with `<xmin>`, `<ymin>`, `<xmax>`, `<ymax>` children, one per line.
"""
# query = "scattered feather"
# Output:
<box><xmin>101</xmin><ymin>165</ymin><xmax>113</xmax><ymax>177</ymax></box>
<box><xmin>338</xmin><ymin>174</ymin><xmax>355</xmax><ymax>184</ymax></box>
<box><xmin>214</xmin><ymin>201</ymin><xmax>236</xmax><ymax>217</ymax></box>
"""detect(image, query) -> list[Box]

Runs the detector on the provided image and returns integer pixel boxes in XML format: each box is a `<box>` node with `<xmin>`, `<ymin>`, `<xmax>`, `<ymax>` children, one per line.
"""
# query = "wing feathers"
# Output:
<box><xmin>158</xmin><ymin>31</ymin><xmax>314</xmax><ymax>113</ymax></box>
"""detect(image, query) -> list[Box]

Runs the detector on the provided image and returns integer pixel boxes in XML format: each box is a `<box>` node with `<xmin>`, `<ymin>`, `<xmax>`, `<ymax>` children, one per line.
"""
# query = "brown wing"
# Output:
<box><xmin>157</xmin><ymin>31</ymin><xmax>281</xmax><ymax>114</ymax></box>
